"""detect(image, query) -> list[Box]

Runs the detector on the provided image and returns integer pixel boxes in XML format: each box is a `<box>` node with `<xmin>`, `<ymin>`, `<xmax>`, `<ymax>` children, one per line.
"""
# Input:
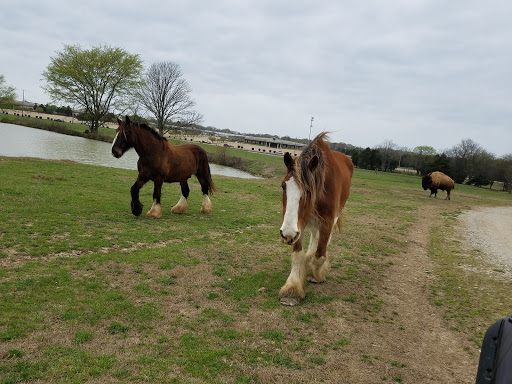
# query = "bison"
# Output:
<box><xmin>422</xmin><ymin>171</ymin><xmax>455</xmax><ymax>200</ymax></box>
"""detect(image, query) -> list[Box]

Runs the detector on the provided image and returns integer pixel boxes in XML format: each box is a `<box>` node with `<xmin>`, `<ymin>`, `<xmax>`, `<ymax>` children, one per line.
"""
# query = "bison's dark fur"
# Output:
<box><xmin>422</xmin><ymin>171</ymin><xmax>455</xmax><ymax>200</ymax></box>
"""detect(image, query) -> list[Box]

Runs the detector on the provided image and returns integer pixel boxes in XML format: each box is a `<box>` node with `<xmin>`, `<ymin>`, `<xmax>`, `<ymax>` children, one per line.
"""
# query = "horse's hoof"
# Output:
<box><xmin>279</xmin><ymin>296</ymin><xmax>301</xmax><ymax>306</ymax></box>
<box><xmin>146</xmin><ymin>203</ymin><xmax>162</xmax><ymax>219</ymax></box>
<box><xmin>131</xmin><ymin>202</ymin><xmax>143</xmax><ymax>216</ymax></box>
<box><xmin>200</xmin><ymin>196</ymin><xmax>212</xmax><ymax>214</ymax></box>
<box><xmin>307</xmin><ymin>276</ymin><xmax>325</xmax><ymax>284</ymax></box>
<box><xmin>171</xmin><ymin>206</ymin><xmax>187</xmax><ymax>214</ymax></box>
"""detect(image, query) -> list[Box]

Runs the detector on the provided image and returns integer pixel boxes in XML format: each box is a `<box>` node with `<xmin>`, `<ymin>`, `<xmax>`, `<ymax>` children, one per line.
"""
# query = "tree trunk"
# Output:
<box><xmin>157</xmin><ymin>117</ymin><xmax>165</xmax><ymax>136</ymax></box>
<box><xmin>89</xmin><ymin>118</ymin><xmax>99</xmax><ymax>135</ymax></box>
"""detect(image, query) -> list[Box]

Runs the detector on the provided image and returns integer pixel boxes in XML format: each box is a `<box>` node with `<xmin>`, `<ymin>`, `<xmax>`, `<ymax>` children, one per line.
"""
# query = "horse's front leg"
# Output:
<box><xmin>130</xmin><ymin>176</ymin><xmax>148</xmax><ymax>216</ymax></box>
<box><xmin>146</xmin><ymin>178</ymin><xmax>163</xmax><ymax>219</ymax></box>
<box><xmin>308</xmin><ymin>221</ymin><xmax>334</xmax><ymax>283</ymax></box>
<box><xmin>279</xmin><ymin>235</ymin><xmax>307</xmax><ymax>306</ymax></box>
<box><xmin>305</xmin><ymin>227</ymin><xmax>320</xmax><ymax>282</ymax></box>
<box><xmin>171</xmin><ymin>181</ymin><xmax>189</xmax><ymax>214</ymax></box>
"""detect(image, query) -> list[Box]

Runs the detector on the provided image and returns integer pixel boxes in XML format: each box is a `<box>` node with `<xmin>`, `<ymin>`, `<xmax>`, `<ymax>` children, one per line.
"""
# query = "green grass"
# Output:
<box><xmin>1</xmin><ymin>156</ymin><xmax>512</xmax><ymax>383</ymax></box>
<box><xmin>0</xmin><ymin>113</ymin><xmax>115</xmax><ymax>142</ymax></box>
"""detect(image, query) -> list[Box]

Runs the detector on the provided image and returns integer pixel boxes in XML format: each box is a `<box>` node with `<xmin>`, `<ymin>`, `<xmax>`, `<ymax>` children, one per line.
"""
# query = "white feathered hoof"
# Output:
<box><xmin>200</xmin><ymin>195</ymin><xmax>212</xmax><ymax>214</ymax></box>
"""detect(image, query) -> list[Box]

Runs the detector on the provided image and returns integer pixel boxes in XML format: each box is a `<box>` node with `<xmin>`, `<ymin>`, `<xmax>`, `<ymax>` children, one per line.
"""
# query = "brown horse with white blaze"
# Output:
<box><xmin>111</xmin><ymin>116</ymin><xmax>216</xmax><ymax>218</ymax></box>
<box><xmin>279</xmin><ymin>132</ymin><xmax>353</xmax><ymax>306</ymax></box>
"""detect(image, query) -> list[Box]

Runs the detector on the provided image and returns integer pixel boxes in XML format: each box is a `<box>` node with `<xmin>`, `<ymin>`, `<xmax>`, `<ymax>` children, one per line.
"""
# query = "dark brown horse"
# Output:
<box><xmin>111</xmin><ymin>116</ymin><xmax>216</xmax><ymax>218</ymax></box>
<box><xmin>279</xmin><ymin>132</ymin><xmax>353</xmax><ymax>305</ymax></box>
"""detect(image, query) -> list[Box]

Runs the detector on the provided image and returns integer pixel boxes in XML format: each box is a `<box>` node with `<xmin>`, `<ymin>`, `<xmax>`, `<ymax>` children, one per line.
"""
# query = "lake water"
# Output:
<box><xmin>0</xmin><ymin>123</ymin><xmax>260</xmax><ymax>179</ymax></box>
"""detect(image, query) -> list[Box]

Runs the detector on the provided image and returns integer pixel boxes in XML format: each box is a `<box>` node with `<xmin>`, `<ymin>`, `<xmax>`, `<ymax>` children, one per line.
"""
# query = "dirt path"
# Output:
<box><xmin>378</xmin><ymin>205</ymin><xmax>477</xmax><ymax>383</ymax></box>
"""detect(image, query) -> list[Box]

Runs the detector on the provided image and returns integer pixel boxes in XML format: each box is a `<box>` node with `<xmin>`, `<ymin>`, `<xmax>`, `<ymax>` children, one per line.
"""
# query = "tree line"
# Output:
<box><xmin>1</xmin><ymin>44</ymin><xmax>510</xmax><ymax>190</ymax></box>
<box><xmin>33</xmin><ymin>104</ymin><xmax>73</xmax><ymax>116</ymax></box>
<box><xmin>333</xmin><ymin>138</ymin><xmax>512</xmax><ymax>192</ymax></box>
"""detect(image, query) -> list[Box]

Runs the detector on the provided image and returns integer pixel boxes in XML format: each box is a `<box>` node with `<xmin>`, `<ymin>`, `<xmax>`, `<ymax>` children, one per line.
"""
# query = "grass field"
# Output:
<box><xmin>1</xmin><ymin>155</ymin><xmax>512</xmax><ymax>383</ymax></box>
<box><xmin>0</xmin><ymin>113</ymin><xmax>115</xmax><ymax>142</ymax></box>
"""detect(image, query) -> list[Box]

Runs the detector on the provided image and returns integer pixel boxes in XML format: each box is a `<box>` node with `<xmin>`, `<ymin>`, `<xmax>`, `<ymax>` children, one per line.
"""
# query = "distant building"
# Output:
<box><xmin>13</xmin><ymin>100</ymin><xmax>37</xmax><ymax>109</ymax></box>
<box><xmin>243</xmin><ymin>136</ymin><xmax>306</xmax><ymax>151</ymax></box>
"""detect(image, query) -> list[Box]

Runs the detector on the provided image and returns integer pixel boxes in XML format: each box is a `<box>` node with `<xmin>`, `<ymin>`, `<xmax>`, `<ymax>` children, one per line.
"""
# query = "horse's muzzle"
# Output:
<box><xmin>280</xmin><ymin>229</ymin><xmax>300</xmax><ymax>245</ymax></box>
<box><xmin>112</xmin><ymin>147</ymin><xmax>122</xmax><ymax>158</ymax></box>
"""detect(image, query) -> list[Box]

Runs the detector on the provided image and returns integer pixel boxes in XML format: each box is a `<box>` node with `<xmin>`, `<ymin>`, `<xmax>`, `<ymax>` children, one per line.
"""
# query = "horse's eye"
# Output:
<box><xmin>281</xmin><ymin>183</ymin><xmax>286</xmax><ymax>191</ymax></box>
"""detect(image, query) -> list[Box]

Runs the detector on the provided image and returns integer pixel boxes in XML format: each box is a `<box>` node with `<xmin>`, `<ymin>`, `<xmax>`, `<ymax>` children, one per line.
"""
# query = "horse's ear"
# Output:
<box><xmin>309</xmin><ymin>155</ymin><xmax>319</xmax><ymax>172</ymax></box>
<box><xmin>284</xmin><ymin>152</ymin><xmax>294</xmax><ymax>170</ymax></box>
<box><xmin>117</xmin><ymin>118</ymin><xmax>122</xmax><ymax>125</ymax></box>
<box><xmin>125</xmin><ymin>115</ymin><xmax>131</xmax><ymax>125</ymax></box>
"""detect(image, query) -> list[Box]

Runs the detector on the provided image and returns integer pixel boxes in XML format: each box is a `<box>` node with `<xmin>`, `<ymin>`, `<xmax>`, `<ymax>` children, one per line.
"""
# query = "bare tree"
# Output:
<box><xmin>137</xmin><ymin>62</ymin><xmax>203</xmax><ymax>135</ymax></box>
<box><xmin>448</xmin><ymin>138</ymin><xmax>482</xmax><ymax>183</ymax></box>
<box><xmin>376</xmin><ymin>140</ymin><xmax>398</xmax><ymax>171</ymax></box>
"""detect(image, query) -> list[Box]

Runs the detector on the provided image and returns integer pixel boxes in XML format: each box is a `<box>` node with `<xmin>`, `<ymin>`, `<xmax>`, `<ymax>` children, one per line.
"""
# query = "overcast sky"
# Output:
<box><xmin>3</xmin><ymin>0</ymin><xmax>511</xmax><ymax>155</ymax></box>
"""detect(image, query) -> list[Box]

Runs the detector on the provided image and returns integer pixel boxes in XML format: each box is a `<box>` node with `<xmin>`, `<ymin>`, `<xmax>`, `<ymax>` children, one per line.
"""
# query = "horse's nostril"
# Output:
<box><xmin>280</xmin><ymin>229</ymin><xmax>299</xmax><ymax>244</ymax></box>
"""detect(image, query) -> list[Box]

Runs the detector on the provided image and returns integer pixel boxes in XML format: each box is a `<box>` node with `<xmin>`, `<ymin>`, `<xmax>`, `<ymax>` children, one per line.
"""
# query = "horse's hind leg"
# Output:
<box><xmin>171</xmin><ymin>181</ymin><xmax>189</xmax><ymax>214</ymax></box>
<box><xmin>146</xmin><ymin>178</ymin><xmax>163</xmax><ymax>219</ymax></box>
<box><xmin>198</xmin><ymin>176</ymin><xmax>213</xmax><ymax>215</ymax></box>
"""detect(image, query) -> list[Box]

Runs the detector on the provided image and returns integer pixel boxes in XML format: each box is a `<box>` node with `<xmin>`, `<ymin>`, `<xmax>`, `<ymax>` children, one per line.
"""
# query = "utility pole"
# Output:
<box><xmin>309</xmin><ymin>117</ymin><xmax>314</xmax><ymax>142</ymax></box>
<box><xmin>19</xmin><ymin>89</ymin><xmax>26</xmax><ymax>116</ymax></box>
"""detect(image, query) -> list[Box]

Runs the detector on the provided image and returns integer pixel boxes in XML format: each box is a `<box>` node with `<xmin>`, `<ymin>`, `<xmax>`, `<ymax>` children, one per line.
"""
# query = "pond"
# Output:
<box><xmin>0</xmin><ymin>123</ymin><xmax>260</xmax><ymax>179</ymax></box>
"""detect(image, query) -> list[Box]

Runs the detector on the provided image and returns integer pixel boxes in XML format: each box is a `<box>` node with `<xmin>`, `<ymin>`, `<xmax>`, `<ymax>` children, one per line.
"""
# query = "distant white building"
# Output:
<box><xmin>13</xmin><ymin>100</ymin><xmax>37</xmax><ymax>109</ymax></box>
<box><xmin>243</xmin><ymin>136</ymin><xmax>306</xmax><ymax>150</ymax></box>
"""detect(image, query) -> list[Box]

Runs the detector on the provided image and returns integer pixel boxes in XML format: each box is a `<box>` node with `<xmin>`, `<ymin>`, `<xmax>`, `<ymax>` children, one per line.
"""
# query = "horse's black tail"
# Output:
<box><xmin>197</xmin><ymin>150</ymin><xmax>217</xmax><ymax>195</ymax></box>
<box><xmin>205</xmin><ymin>163</ymin><xmax>217</xmax><ymax>195</ymax></box>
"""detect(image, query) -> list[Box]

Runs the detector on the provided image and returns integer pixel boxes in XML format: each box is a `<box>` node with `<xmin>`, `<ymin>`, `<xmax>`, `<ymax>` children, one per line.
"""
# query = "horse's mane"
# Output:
<box><xmin>134</xmin><ymin>122</ymin><xmax>168</xmax><ymax>142</ymax></box>
<box><xmin>294</xmin><ymin>132</ymin><xmax>329</xmax><ymax>217</ymax></box>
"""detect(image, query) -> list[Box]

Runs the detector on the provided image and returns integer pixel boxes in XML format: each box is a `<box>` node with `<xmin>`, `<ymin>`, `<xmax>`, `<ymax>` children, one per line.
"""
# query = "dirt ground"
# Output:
<box><xmin>368</xmin><ymin>206</ymin><xmax>477</xmax><ymax>383</ymax></box>
<box><xmin>374</xmin><ymin>205</ymin><xmax>511</xmax><ymax>383</ymax></box>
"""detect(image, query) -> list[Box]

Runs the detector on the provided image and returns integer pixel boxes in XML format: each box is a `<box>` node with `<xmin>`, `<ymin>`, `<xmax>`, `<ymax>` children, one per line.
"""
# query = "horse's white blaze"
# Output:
<box><xmin>280</xmin><ymin>176</ymin><xmax>301</xmax><ymax>238</ymax></box>
<box><xmin>111</xmin><ymin>132</ymin><xmax>119</xmax><ymax>152</ymax></box>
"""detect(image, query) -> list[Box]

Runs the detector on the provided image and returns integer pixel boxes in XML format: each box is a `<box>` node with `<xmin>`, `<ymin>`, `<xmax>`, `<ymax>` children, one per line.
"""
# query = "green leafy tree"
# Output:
<box><xmin>359</xmin><ymin>147</ymin><xmax>382</xmax><ymax>170</ymax></box>
<box><xmin>422</xmin><ymin>153</ymin><xmax>451</xmax><ymax>175</ymax></box>
<box><xmin>45</xmin><ymin>104</ymin><xmax>57</xmax><ymax>114</ymax></box>
<box><xmin>42</xmin><ymin>44</ymin><xmax>143</xmax><ymax>134</ymax></box>
<box><xmin>0</xmin><ymin>74</ymin><xmax>16</xmax><ymax>112</ymax></box>
<box><xmin>351</xmin><ymin>150</ymin><xmax>360</xmax><ymax>167</ymax></box>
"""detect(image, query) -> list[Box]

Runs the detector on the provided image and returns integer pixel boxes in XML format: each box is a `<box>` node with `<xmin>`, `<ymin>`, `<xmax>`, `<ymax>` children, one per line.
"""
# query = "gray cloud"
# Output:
<box><xmin>2</xmin><ymin>0</ymin><xmax>511</xmax><ymax>155</ymax></box>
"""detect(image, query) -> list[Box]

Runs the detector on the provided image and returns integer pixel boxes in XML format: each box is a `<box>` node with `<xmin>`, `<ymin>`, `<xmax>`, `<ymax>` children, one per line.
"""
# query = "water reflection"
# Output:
<box><xmin>0</xmin><ymin>123</ymin><xmax>260</xmax><ymax>179</ymax></box>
